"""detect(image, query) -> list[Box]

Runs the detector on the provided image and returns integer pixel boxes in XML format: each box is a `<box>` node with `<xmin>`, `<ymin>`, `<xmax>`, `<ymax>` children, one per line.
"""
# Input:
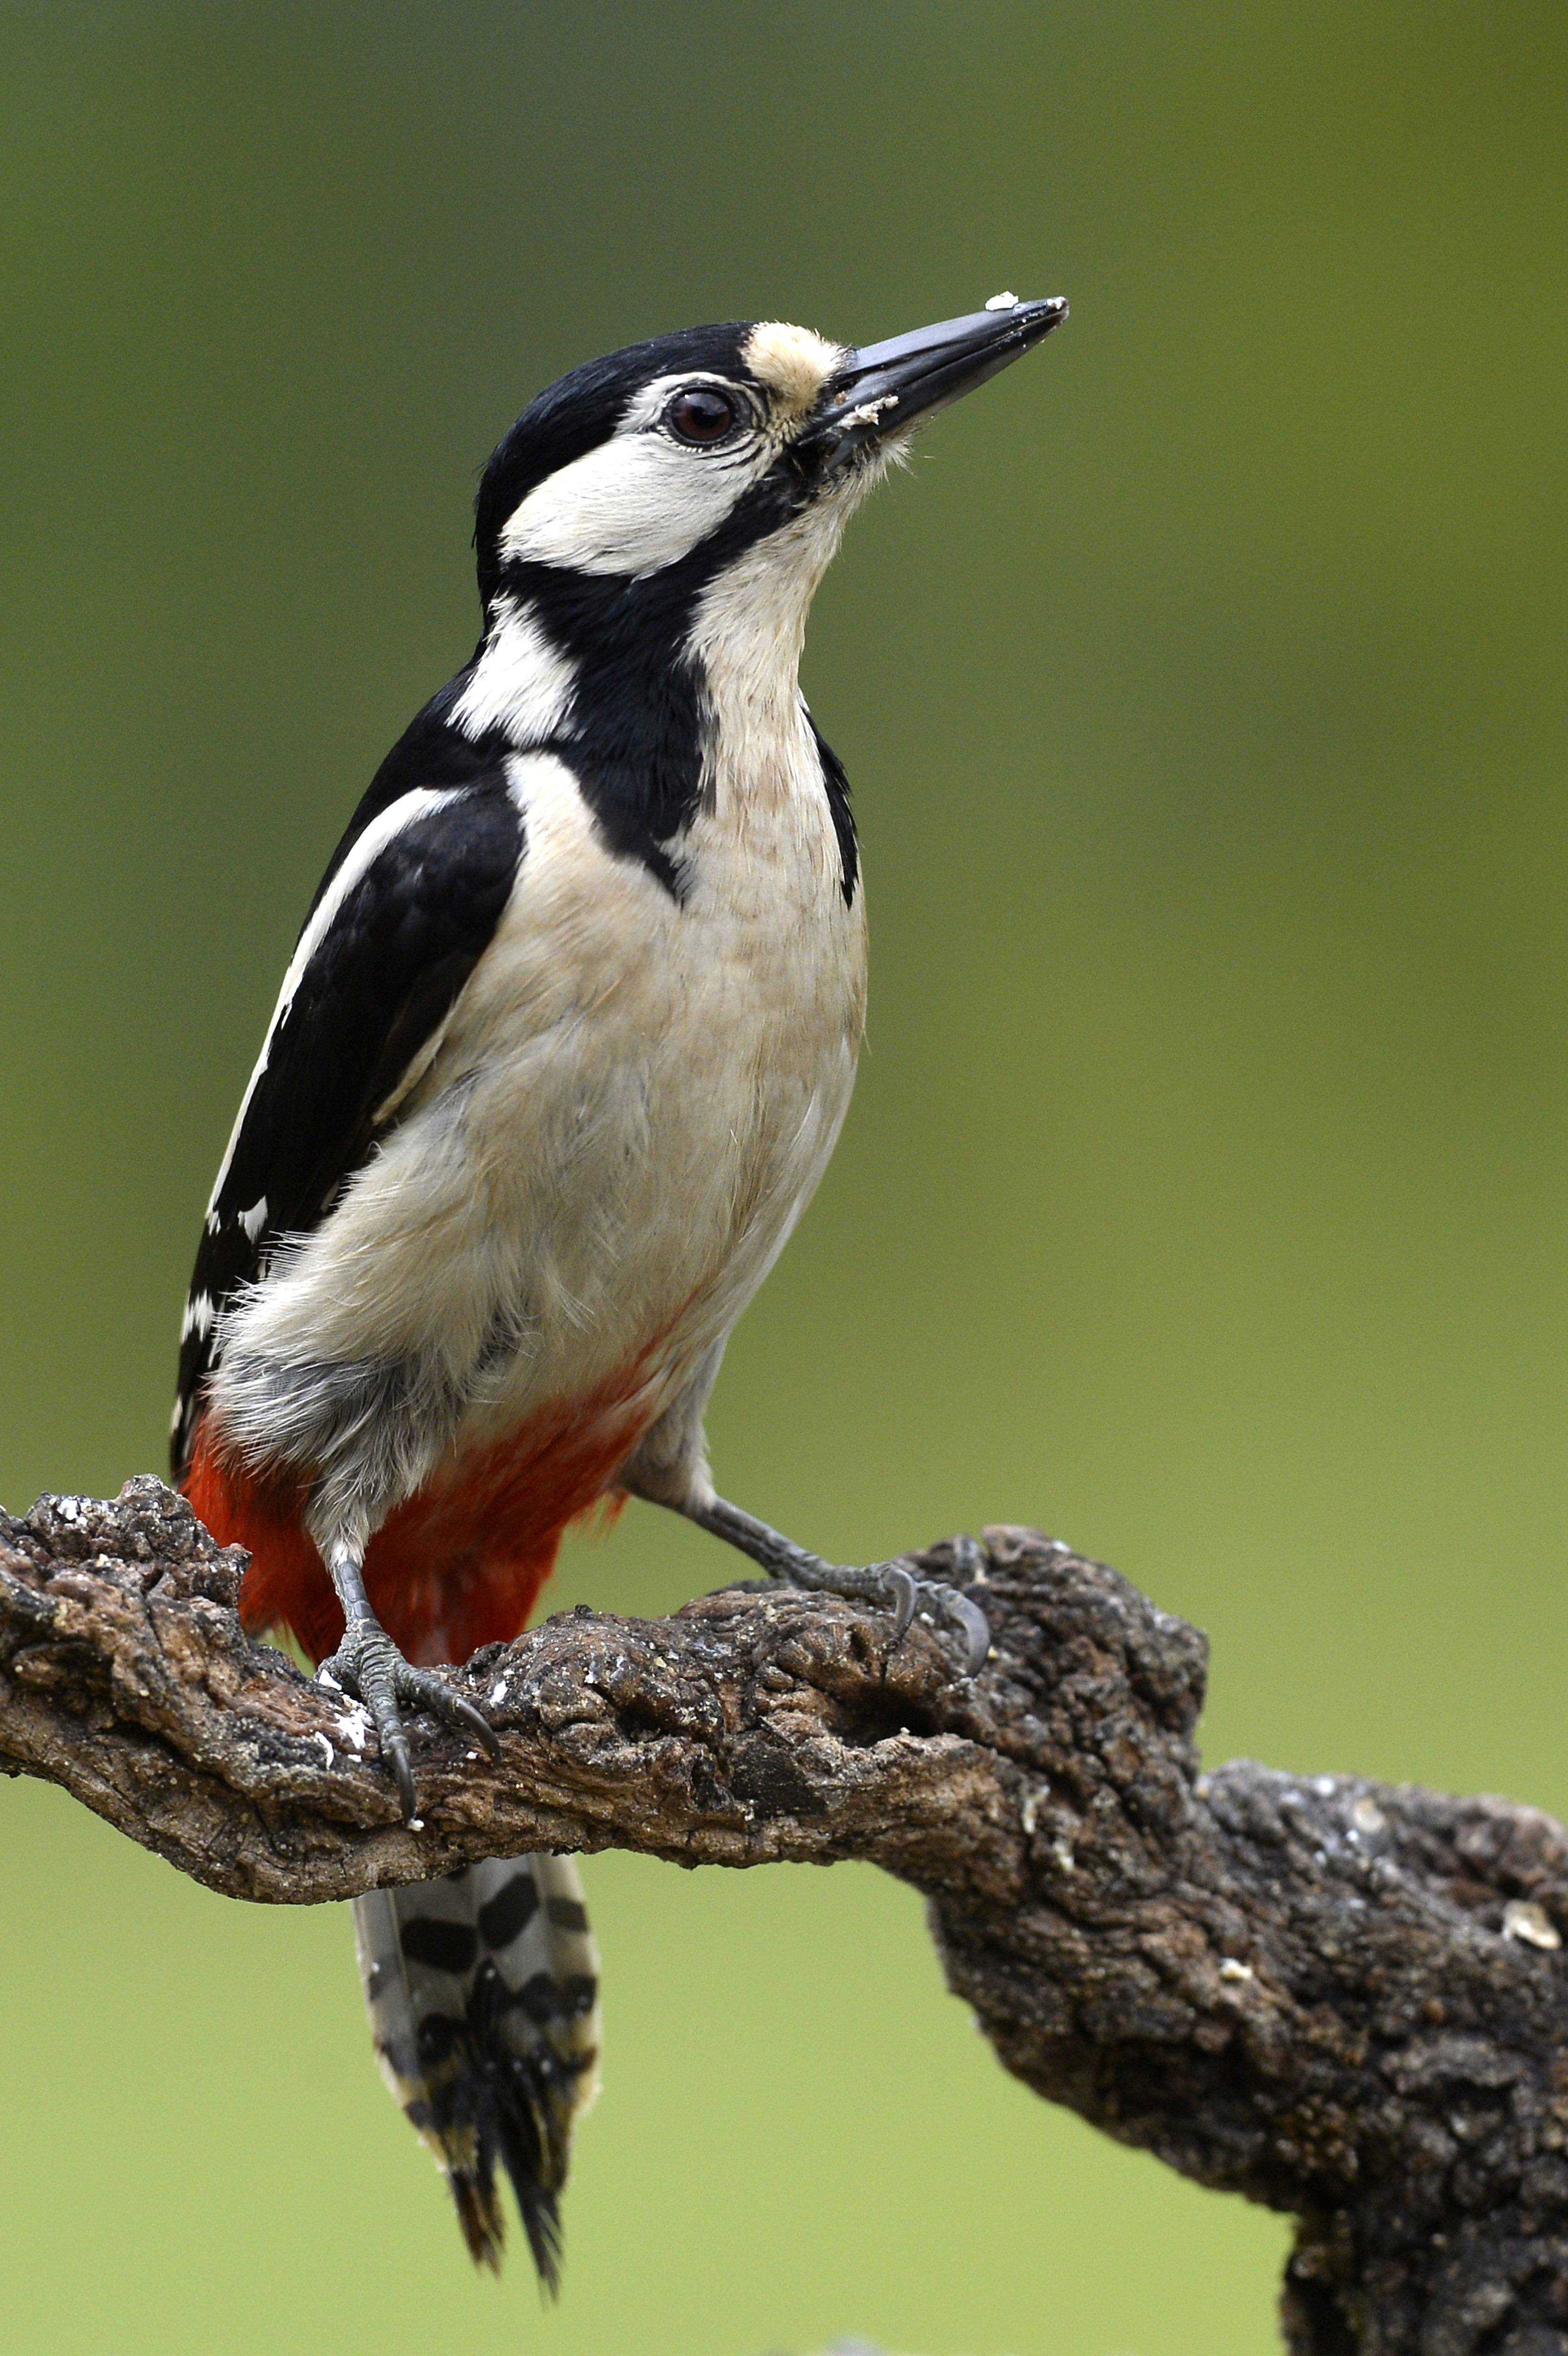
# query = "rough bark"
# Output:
<box><xmin>4</xmin><ymin>1475</ymin><xmax>1568</xmax><ymax>2355</ymax></box>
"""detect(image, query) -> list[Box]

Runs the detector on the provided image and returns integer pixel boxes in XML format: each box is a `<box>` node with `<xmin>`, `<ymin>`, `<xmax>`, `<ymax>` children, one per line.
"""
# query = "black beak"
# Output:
<box><xmin>803</xmin><ymin>295</ymin><xmax>1067</xmax><ymax>469</ymax></box>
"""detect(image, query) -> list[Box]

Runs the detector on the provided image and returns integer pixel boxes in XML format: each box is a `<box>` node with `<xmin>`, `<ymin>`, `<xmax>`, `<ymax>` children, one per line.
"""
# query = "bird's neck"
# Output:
<box><xmin>456</xmin><ymin>529</ymin><xmax>841</xmax><ymax>865</ymax></box>
<box><xmin>685</xmin><ymin>502</ymin><xmax>848</xmax><ymax>801</ymax></box>
<box><xmin>444</xmin><ymin>591</ymin><xmax>690</xmax><ymax>888</ymax></box>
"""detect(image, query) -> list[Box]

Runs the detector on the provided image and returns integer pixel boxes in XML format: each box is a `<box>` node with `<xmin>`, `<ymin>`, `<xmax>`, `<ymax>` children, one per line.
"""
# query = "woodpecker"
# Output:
<box><xmin>173</xmin><ymin>293</ymin><xmax>1065</xmax><ymax>2280</ymax></box>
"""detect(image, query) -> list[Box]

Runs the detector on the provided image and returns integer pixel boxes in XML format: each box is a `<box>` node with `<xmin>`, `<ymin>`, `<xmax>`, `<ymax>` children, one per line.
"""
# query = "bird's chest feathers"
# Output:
<box><xmin>469</xmin><ymin>742</ymin><xmax>859</xmax><ymax>1187</ymax></box>
<box><xmin>683</xmin><ymin>700</ymin><xmax>863</xmax><ymax>1028</ymax></box>
<box><xmin>219</xmin><ymin>571</ymin><xmax>866</xmax><ymax>1463</ymax></box>
<box><xmin>346</xmin><ymin>723</ymin><xmax>859</xmax><ymax>1432</ymax></box>
<box><xmin>422</xmin><ymin>706</ymin><xmax>863</xmax><ymax>1334</ymax></box>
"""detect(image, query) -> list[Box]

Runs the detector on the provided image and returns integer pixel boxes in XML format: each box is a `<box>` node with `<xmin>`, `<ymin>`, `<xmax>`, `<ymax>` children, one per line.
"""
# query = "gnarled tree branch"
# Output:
<box><xmin>5</xmin><ymin>1475</ymin><xmax>1568</xmax><ymax>2354</ymax></box>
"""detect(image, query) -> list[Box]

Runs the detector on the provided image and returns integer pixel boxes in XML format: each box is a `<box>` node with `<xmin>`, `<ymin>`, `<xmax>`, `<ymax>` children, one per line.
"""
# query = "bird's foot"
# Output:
<box><xmin>775</xmin><ymin>1549</ymin><xmax>992</xmax><ymax>1674</ymax></box>
<box><xmin>690</xmin><ymin>1499</ymin><xmax>991</xmax><ymax>1673</ymax></box>
<box><xmin>317</xmin><ymin>1616</ymin><xmax>501</xmax><ymax>1822</ymax></box>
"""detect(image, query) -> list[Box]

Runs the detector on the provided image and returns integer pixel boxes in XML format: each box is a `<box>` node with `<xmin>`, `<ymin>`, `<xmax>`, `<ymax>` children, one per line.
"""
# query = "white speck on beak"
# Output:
<box><xmin>841</xmin><ymin>393</ymin><xmax>900</xmax><ymax>431</ymax></box>
<box><xmin>985</xmin><ymin>291</ymin><xmax>1020</xmax><ymax>311</ymax></box>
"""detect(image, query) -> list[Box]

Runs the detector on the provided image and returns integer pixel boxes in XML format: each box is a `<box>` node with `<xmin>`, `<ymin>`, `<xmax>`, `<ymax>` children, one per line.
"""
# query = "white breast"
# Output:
<box><xmin>218</xmin><ymin>724</ymin><xmax>864</xmax><ymax>1524</ymax></box>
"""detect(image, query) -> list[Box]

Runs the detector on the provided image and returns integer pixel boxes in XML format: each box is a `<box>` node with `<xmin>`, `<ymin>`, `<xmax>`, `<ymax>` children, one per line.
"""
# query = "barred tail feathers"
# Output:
<box><xmin>353</xmin><ymin>1853</ymin><xmax>601</xmax><ymax>2285</ymax></box>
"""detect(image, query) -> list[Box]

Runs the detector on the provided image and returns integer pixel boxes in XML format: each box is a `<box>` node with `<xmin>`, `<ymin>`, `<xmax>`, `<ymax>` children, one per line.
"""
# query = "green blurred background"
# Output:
<box><xmin>4</xmin><ymin>4</ymin><xmax>1567</xmax><ymax>2349</ymax></box>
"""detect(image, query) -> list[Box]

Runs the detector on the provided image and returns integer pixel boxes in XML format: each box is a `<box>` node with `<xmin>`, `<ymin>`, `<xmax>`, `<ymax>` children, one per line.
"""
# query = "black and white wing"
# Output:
<box><xmin>172</xmin><ymin>710</ymin><xmax>523</xmax><ymax>1478</ymax></box>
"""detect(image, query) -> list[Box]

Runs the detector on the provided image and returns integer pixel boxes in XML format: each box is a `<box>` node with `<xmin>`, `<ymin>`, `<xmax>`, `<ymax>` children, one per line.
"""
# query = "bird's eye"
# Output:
<box><xmin>664</xmin><ymin>386</ymin><xmax>744</xmax><ymax>447</ymax></box>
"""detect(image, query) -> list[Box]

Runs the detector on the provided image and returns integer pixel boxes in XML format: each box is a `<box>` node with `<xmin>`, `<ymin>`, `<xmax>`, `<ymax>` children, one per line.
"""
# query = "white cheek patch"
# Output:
<box><xmin>499</xmin><ymin>431</ymin><xmax>764</xmax><ymax>579</ymax></box>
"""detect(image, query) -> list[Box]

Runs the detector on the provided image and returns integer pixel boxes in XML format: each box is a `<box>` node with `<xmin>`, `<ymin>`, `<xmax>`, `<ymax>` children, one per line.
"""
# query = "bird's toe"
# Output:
<box><xmin>396</xmin><ymin>1662</ymin><xmax>502</xmax><ymax>1760</ymax></box>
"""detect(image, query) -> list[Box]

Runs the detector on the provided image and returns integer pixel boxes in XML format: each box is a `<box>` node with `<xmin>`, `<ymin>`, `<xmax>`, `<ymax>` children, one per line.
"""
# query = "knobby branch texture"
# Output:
<box><xmin>4</xmin><ymin>1478</ymin><xmax>1568</xmax><ymax>2354</ymax></box>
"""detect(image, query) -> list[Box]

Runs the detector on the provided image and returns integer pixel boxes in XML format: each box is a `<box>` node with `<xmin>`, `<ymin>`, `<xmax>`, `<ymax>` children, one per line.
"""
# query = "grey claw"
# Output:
<box><xmin>452</xmin><ymin>1691</ymin><xmax>503</xmax><ymax>1760</ymax></box>
<box><xmin>880</xmin><ymin>1569</ymin><xmax>990</xmax><ymax>1673</ymax></box>
<box><xmin>948</xmin><ymin>1588</ymin><xmax>992</xmax><ymax>1674</ymax></box>
<box><xmin>885</xmin><ymin>1565</ymin><xmax>918</xmax><ymax>1642</ymax></box>
<box><xmin>317</xmin><ymin>1622</ymin><xmax>498</xmax><ymax>1821</ymax></box>
<box><xmin>903</xmin><ymin>1580</ymin><xmax>991</xmax><ymax>1673</ymax></box>
<box><xmin>388</xmin><ymin>1735</ymin><xmax>419</xmax><ymax>1824</ymax></box>
<box><xmin>406</xmin><ymin>1666</ymin><xmax>501</xmax><ymax>1758</ymax></box>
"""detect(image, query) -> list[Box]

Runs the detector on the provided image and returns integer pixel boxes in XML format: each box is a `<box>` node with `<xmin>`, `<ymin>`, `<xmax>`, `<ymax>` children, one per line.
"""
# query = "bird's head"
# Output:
<box><xmin>473</xmin><ymin>297</ymin><xmax>1067</xmax><ymax>618</ymax></box>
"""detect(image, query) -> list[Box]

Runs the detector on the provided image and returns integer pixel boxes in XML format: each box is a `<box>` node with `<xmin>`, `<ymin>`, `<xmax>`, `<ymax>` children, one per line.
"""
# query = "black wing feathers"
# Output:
<box><xmin>264</xmin><ymin>793</ymin><xmax>521</xmax><ymax>1235</ymax></box>
<box><xmin>173</xmin><ymin>770</ymin><xmax>523</xmax><ymax>1477</ymax></box>
<box><xmin>305</xmin><ymin>682</ymin><xmax>510</xmax><ymax>918</ymax></box>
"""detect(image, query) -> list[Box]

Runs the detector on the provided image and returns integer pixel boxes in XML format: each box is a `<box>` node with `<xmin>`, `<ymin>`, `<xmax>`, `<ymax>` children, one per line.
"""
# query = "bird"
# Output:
<box><xmin>172</xmin><ymin>291</ymin><xmax>1066</xmax><ymax>2284</ymax></box>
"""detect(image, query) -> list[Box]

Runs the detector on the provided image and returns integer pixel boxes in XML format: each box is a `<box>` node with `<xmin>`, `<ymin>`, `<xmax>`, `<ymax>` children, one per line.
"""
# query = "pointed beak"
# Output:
<box><xmin>802</xmin><ymin>295</ymin><xmax>1068</xmax><ymax>469</ymax></box>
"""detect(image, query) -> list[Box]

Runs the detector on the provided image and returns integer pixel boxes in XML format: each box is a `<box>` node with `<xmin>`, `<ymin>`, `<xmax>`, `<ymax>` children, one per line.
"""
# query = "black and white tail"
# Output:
<box><xmin>353</xmin><ymin>1854</ymin><xmax>600</xmax><ymax>2285</ymax></box>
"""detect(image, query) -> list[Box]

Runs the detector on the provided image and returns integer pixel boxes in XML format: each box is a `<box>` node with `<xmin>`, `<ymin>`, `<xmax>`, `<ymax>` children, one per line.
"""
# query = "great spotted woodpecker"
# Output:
<box><xmin>173</xmin><ymin>294</ymin><xmax>1065</xmax><ymax>2280</ymax></box>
